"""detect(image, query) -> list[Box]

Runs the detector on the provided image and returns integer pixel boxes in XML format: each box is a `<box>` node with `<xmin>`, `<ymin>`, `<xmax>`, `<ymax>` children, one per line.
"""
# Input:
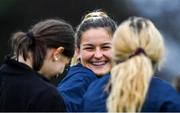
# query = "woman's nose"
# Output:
<box><xmin>94</xmin><ymin>49</ymin><xmax>103</xmax><ymax>59</ymax></box>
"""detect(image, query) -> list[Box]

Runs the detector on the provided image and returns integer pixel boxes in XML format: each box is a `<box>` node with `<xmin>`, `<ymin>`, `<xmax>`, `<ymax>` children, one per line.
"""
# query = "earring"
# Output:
<box><xmin>55</xmin><ymin>57</ymin><xmax>58</xmax><ymax>61</ymax></box>
<box><xmin>56</xmin><ymin>74</ymin><xmax>59</xmax><ymax>78</ymax></box>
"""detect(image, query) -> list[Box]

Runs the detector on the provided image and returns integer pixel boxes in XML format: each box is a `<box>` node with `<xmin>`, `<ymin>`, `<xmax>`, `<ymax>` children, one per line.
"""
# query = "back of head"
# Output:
<box><xmin>107</xmin><ymin>17</ymin><xmax>165</xmax><ymax>112</ymax></box>
<box><xmin>112</xmin><ymin>17</ymin><xmax>165</xmax><ymax>67</ymax></box>
<box><xmin>11</xmin><ymin>19</ymin><xmax>75</xmax><ymax>71</ymax></box>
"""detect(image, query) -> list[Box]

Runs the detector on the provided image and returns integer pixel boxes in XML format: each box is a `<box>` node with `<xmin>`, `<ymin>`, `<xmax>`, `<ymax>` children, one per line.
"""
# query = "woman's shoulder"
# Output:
<box><xmin>86</xmin><ymin>73</ymin><xmax>110</xmax><ymax>93</ymax></box>
<box><xmin>150</xmin><ymin>77</ymin><xmax>176</xmax><ymax>91</ymax></box>
<box><xmin>30</xmin><ymin>73</ymin><xmax>59</xmax><ymax>93</ymax></box>
<box><xmin>57</xmin><ymin>63</ymin><xmax>98</xmax><ymax>92</ymax></box>
<box><xmin>147</xmin><ymin>77</ymin><xmax>180</xmax><ymax>98</ymax></box>
<box><xmin>142</xmin><ymin>76</ymin><xmax>180</xmax><ymax>112</ymax></box>
<box><xmin>82</xmin><ymin>73</ymin><xmax>110</xmax><ymax>112</ymax></box>
<box><xmin>60</xmin><ymin>63</ymin><xmax>97</xmax><ymax>83</ymax></box>
<box><xmin>70</xmin><ymin>63</ymin><xmax>95</xmax><ymax>75</ymax></box>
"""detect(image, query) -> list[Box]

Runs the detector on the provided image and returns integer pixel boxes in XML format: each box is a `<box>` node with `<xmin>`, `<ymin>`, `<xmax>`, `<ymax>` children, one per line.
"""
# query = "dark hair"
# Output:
<box><xmin>11</xmin><ymin>19</ymin><xmax>75</xmax><ymax>71</ymax></box>
<box><xmin>75</xmin><ymin>10</ymin><xmax>117</xmax><ymax>48</ymax></box>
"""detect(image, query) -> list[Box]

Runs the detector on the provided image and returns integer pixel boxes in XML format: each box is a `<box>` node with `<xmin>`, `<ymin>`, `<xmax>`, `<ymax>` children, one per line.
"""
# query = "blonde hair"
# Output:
<box><xmin>82</xmin><ymin>11</ymin><xmax>108</xmax><ymax>23</ymax></box>
<box><xmin>107</xmin><ymin>17</ymin><xmax>165</xmax><ymax>112</ymax></box>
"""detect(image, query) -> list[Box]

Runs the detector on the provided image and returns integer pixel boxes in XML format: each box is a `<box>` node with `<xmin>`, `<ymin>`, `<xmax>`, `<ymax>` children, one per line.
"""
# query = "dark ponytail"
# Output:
<box><xmin>11</xmin><ymin>32</ymin><xmax>34</xmax><ymax>61</ymax></box>
<box><xmin>10</xmin><ymin>19</ymin><xmax>75</xmax><ymax>71</ymax></box>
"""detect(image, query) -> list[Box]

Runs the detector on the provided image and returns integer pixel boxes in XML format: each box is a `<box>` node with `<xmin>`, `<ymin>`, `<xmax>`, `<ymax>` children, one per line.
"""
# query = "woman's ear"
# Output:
<box><xmin>70</xmin><ymin>48</ymin><xmax>80</xmax><ymax>65</ymax></box>
<box><xmin>75</xmin><ymin>48</ymin><xmax>80</xmax><ymax>59</ymax></box>
<box><xmin>53</xmin><ymin>47</ymin><xmax>64</xmax><ymax>61</ymax></box>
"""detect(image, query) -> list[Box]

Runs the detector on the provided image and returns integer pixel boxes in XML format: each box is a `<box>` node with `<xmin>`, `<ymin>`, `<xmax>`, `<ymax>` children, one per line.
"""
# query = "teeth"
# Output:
<box><xmin>92</xmin><ymin>62</ymin><xmax>106</xmax><ymax>66</ymax></box>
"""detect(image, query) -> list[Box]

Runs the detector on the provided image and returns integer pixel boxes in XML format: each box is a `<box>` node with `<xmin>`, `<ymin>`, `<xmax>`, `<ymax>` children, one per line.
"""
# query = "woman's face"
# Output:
<box><xmin>77</xmin><ymin>28</ymin><xmax>113</xmax><ymax>76</ymax></box>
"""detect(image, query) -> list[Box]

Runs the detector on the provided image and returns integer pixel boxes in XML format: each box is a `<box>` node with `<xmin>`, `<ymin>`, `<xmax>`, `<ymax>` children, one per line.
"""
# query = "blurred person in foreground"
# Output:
<box><xmin>108</xmin><ymin>16</ymin><xmax>180</xmax><ymax>112</ymax></box>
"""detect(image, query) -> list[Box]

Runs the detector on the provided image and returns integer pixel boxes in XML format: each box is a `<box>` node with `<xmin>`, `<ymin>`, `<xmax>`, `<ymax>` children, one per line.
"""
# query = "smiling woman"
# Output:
<box><xmin>57</xmin><ymin>10</ymin><xmax>117</xmax><ymax>112</ymax></box>
<box><xmin>78</xmin><ymin>27</ymin><xmax>112</xmax><ymax>76</ymax></box>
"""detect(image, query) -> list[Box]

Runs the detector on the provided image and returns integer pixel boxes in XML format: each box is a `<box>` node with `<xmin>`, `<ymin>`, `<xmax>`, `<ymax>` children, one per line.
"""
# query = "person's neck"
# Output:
<box><xmin>18</xmin><ymin>55</ymin><xmax>33</xmax><ymax>69</ymax></box>
<box><xmin>18</xmin><ymin>55</ymin><xmax>50</xmax><ymax>80</ymax></box>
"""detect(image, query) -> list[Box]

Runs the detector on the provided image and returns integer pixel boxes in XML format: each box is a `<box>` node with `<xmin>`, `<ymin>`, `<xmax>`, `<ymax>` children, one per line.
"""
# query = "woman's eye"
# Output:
<box><xmin>102</xmin><ymin>46</ymin><xmax>111</xmax><ymax>49</ymax></box>
<box><xmin>83</xmin><ymin>47</ymin><xmax>94</xmax><ymax>50</ymax></box>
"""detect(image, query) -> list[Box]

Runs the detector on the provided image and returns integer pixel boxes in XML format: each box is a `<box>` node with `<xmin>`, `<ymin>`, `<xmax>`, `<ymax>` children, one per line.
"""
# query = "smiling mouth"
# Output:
<box><xmin>91</xmin><ymin>61</ymin><xmax>107</xmax><ymax>66</ymax></box>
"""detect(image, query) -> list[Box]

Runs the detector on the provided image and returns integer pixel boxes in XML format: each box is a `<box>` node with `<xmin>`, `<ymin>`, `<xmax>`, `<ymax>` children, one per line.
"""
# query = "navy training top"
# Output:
<box><xmin>82</xmin><ymin>74</ymin><xmax>180</xmax><ymax>112</ymax></box>
<box><xmin>57</xmin><ymin>63</ymin><xmax>97</xmax><ymax>112</ymax></box>
<box><xmin>82</xmin><ymin>73</ymin><xmax>109</xmax><ymax>112</ymax></box>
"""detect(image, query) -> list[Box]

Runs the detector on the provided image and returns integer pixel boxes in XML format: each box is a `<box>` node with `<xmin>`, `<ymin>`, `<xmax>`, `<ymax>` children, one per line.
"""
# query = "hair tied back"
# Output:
<box><xmin>26</xmin><ymin>32</ymin><xmax>35</xmax><ymax>39</ymax></box>
<box><xmin>83</xmin><ymin>11</ymin><xmax>108</xmax><ymax>22</ymax></box>
<box><xmin>129</xmin><ymin>48</ymin><xmax>147</xmax><ymax>58</ymax></box>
